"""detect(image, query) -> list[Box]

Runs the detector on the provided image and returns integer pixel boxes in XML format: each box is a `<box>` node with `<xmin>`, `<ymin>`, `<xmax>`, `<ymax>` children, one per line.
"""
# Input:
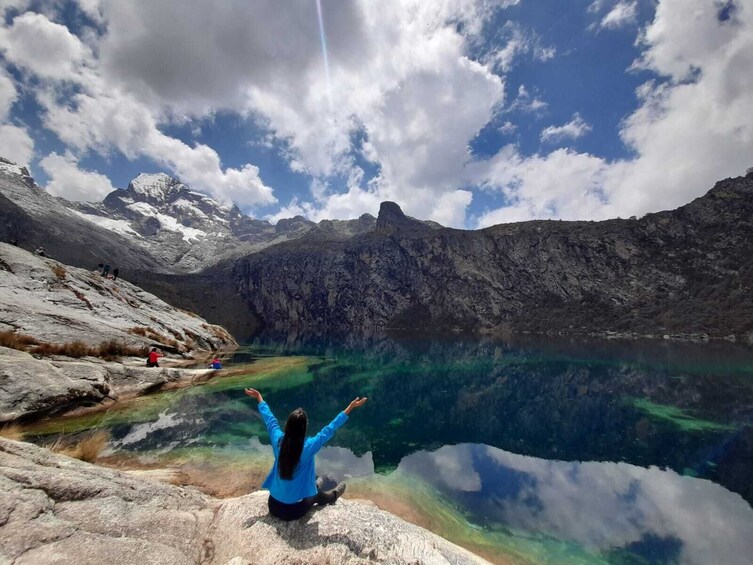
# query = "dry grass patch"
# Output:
<box><xmin>47</xmin><ymin>430</ymin><xmax>110</xmax><ymax>462</ymax></box>
<box><xmin>33</xmin><ymin>340</ymin><xmax>93</xmax><ymax>358</ymax></box>
<box><xmin>128</xmin><ymin>326</ymin><xmax>149</xmax><ymax>337</ymax></box>
<box><xmin>143</xmin><ymin>330</ymin><xmax>179</xmax><ymax>349</ymax></box>
<box><xmin>166</xmin><ymin>326</ymin><xmax>183</xmax><ymax>340</ymax></box>
<box><xmin>0</xmin><ymin>424</ymin><xmax>24</xmax><ymax>441</ymax></box>
<box><xmin>28</xmin><ymin>338</ymin><xmax>146</xmax><ymax>360</ymax></box>
<box><xmin>71</xmin><ymin>288</ymin><xmax>94</xmax><ymax>310</ymax></box>
<box><xmin>0</xmin><ymin>330</ymin><xmax>39</xmax><ymax>351</ymax></box>
<box><xmin>184</xmin><ymin>329</ymin><xmax>201</xmax><ymax>342</ymax></box>
<box><xmin>51</xmin><ymin>264</ymin><xmax>66</xmax><ymax>280</ymax></box>
<box><xmin>96</xmin><ymin>339</ymin><xmax>148</xmax><ymax>361</ymax></box>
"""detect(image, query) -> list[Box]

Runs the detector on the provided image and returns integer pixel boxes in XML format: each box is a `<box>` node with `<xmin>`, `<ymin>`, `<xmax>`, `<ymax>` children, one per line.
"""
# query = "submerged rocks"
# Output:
<box><xmin>0</xmin><ymin>438</ymin><xmax>490</xmax><ymax>565</ymax></box>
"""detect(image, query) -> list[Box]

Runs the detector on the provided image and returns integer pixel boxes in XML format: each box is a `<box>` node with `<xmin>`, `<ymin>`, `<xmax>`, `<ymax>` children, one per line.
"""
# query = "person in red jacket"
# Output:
<box><xmin>146</xmin><ymin>347</ymin><xmax>164</xmax><ymax>368</ymax></box>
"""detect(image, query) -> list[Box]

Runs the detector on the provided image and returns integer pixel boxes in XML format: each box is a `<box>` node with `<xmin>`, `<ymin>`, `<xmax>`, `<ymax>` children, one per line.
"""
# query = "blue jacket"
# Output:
<box><xmin>258</xmin><ymin>401</ymin><xmax>348</xmax><ymax>503</ymax></box>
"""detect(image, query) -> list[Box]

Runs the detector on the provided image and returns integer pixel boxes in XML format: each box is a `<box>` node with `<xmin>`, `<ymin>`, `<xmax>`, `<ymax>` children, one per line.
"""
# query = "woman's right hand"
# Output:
<box><xmin>244</xmin><ymin>388</ymin><xmax>263</xmax><ymax>403</ymax></box>
<box><xmin>344</xmin><ymin>396</ymin><xmax>367</xmax><ymax>415</ymax></box>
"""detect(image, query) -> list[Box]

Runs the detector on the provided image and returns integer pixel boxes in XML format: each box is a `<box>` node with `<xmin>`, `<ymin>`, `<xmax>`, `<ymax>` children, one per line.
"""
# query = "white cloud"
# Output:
<box><xmin>488</xmin><ymin>22</ymin><xmax>557</xmax><ymax>72</ymax></box>
<box><xmin>0</xmin><ymin>69</ymin><xmax>17</xmax><ymax>120</ymax></box>
<box><xmin>600</xmin><ymin>1</ymin><xmax>638</xmax><ymax>30</ymax></box>
<box><xmin>0</xmin><ymin>123</ymin><xmax>33</xmax><ymax>165</ymax></box>
<box><xmin>499</xmin><ymin>121</ymin><xmax>517</xmax><ymax>135</ymax></box>
<box><xmin>0</xmin><ymin>1</ymin><xmax>29</xmax><ymax>15</ymax></box>
<box><xmin>88</xmin><ymin>0</ymin><xmax>512</xmax><ymax>224</ymax></box>
<box><xmin>476</xmin><ymin>147</ymin><xmax>610</xmax><ymax>227</ymax></box>
<box><xmin>507</xmin><ymin>84</ymin><xmax>548</xmax><ymax>114</ymax></box>
<box><xmin>1</xmin><ymin>0</ymin><xmax>748</xmax><ymax>229</ymax></box>
<box><xmin>0</xmin><ymin>12</ymin><xmax>91</xmax><ymax>79</ymax></box>
<box><xmin>540</xmin><ymin>113</ymin><xmax>592</xmax><ymax>143</ymax></box>
<box><xmin>479</xmin><ymin>0</ymin><xmax>753</xmax><ymax>227</ymax></box>
<box><xmin>40</xmin><ymin>151</ymin><xmax>115</xmax><ymax>201</ymax></box>
<box><xmin>602</xmin><ymin>0</ymin><xmax>753</xmax><ymax>214</ymax></box>
<box><xmin>75</xmin><ymin>0</ymin><xmax>104</xmax><ymax>25</ymax></box>
<box><xmin>0</xmin><ymin>8</ymin><xmax>278</xmax><ymax>207</ymax></box>
<box><xmin>588</xmin><ymin>0</ymin><xmax>606</xmax><ymax>14</ymax></box>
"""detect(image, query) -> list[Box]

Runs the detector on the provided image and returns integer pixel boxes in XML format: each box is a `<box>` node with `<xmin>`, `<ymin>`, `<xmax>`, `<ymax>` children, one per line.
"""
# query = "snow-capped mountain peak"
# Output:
<box><xmin>0</xmin><ymin>157</ymin><xmax>375</xmax><ymax>273</ymax></box>
<box><xmin>129</xmin><ymin>173</ymin><xmax>183</xmax><ymax>202</ymax></box>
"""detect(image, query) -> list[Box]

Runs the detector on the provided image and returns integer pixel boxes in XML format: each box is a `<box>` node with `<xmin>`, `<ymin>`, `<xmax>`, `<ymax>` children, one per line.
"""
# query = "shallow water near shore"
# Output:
<box><xmin>27</xmin><ymin>333</ymin><xmax>753</xmax><ymax>564</ymax></box>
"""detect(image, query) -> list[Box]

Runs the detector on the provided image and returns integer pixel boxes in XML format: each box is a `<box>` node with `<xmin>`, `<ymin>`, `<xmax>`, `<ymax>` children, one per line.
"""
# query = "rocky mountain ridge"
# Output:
<box><xmin>0</xmin><ymin>160</ymin><xmax>379</xmax><ymax>273</ymax></box>
<box><xmin>156</xmin><ymin>170</ymin><xmax>753</xmax><ymax>340</ymax></box>
<box><xmin>3</xmin><ymin>156</ymin><xmax>753</xmax><ymax>340</ymax></box>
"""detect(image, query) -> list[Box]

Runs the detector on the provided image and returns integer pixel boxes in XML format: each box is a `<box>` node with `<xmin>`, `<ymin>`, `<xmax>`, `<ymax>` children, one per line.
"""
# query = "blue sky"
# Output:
<box><xmin>0</xmin><ymin>0</ymin><xmax>751</xmax><ymax>228</ymax></box>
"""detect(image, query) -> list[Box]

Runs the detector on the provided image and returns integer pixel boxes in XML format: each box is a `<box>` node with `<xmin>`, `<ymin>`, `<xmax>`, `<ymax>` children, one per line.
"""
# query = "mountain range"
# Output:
<box><xmin>2</xmin><ymin>156</ymin><xmax>752</xmax><ymax>341</ymax></box>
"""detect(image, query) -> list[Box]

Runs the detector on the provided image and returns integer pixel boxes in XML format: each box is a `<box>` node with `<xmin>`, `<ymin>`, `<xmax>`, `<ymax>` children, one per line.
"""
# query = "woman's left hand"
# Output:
<box><xmin>345</xmin><ymin>396</ymin><xmax>367</xmax><ymax>415</ymax></box>
<box><xmin>244</xmin><ymin>388</ymin><xmax>263</xmax><ymax>403</ymax></box>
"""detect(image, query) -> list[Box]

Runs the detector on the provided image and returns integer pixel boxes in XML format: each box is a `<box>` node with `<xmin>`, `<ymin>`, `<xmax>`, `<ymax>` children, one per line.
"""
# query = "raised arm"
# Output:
<box><xmin>305</xmin><ymin>397</ymin><xmax>368</xmax><ymax>455</ymax></box>
<box><xmin>245</xmin><ymin>388</ymin><xmax>283</xmax><ymax>446</ymax></box>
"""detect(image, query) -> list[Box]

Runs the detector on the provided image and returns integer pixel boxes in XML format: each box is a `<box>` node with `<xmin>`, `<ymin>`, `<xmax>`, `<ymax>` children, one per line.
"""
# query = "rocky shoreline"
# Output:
<box><xmin>0</xmin><ymin>438</ymin><xmax>492</xmax><ymax>565</ymax></box>
<box><xmin>0</xmin><ymin>346</ymin><xmax>221</xmax><ymax>422</ymax></box>
<box><xmin>0</xmin><ymin>243</ymin><xmax>236</xmax><ymax>422</ymax></box>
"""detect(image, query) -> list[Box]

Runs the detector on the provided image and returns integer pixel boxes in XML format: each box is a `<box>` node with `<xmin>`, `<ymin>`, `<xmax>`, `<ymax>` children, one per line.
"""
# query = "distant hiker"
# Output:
<box><xmin>244</xmin><ymin>388</ymin><xmax>367</xmax><ymax>521</ymax></box>
<box><xmin>112</xmin><ymin>268</ymin><xmax>119</xmax><ymax>281</ymax></box>
<box><xmin>146</xmin><ymin>347</ymin><xmax>164</xmax><ymax>368</ymax></box>
<box><xmin>209</xmin><ymin>355</ymin><xmax>222</xmax><ymax>369</ymax></box>
<box><xmin>34</xmin><ymin>247</ymin><xmax>46</xmax><ymax>257</ymax></box>
<box><xmin>102</xmin><ymin>264</ymin><xmax>110</xmax><ymax>277</ymax></box>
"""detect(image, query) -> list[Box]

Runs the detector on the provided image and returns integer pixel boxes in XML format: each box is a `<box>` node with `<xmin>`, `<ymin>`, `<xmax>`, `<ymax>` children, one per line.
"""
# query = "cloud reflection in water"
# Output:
<box><xmin>391</xmin><ymin>444</ymin><xmax>753</xmax><ymax>565</ymax></box>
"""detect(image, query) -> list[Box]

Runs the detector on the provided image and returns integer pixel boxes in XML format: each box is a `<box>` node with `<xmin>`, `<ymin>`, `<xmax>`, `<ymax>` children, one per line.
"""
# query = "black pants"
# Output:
<box><xmin>268</xmin><ymin>488</ymin><xmax>338</xmax><ymax>521</ymax></box>
<box><xmin>146</xmin><ymin>360</ymin><xmax>159</xmax><ymax>367</ymax></box>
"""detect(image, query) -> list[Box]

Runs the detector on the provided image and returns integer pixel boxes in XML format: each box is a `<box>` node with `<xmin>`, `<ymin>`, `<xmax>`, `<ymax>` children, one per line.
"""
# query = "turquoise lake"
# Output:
<box><xmin>31</xmin><ymin>334</ymin><xmax>753</xmax><ymax>564</ymax></box>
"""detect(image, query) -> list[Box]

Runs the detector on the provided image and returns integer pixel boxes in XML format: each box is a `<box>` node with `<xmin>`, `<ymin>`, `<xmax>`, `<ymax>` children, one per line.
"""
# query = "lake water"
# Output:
<box><xmin>30</xmin><ymin>334</ymin><xmax>753</xmax><ymax>564</ymax></box>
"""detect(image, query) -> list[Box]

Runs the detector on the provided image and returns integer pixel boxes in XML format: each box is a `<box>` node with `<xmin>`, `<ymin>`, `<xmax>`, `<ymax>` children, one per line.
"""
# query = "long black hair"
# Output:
<box><xmin>278</xmin><ymin>408</ymin><xmax>307</xmax><ymax>480</ymax></box>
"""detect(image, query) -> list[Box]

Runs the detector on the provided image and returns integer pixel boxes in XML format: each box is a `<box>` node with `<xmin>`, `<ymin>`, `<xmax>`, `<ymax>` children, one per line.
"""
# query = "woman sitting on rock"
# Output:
<box><xmin>209</xmin><ymin>355</ymin><xmax>222</xmax><ymax>370</ymax></box>
<box><xmin>244</xmin><ymin>387</ymin><xmax>367</xmax><ymax>521</ymax></box>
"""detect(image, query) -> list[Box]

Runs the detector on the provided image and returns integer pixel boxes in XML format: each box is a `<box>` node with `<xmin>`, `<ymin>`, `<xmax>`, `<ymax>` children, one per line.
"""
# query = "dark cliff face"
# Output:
<box><xmin>198</xmin><ymin>172</ymin><xmax>753</xmax><ymax>338</ymax></box>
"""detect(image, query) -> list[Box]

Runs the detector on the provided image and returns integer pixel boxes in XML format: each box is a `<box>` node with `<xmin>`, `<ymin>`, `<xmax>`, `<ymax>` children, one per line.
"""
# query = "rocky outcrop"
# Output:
<box><xmin>0</xmin><ymin>243</ymin><xmax>236</xmax><ymax>421</ymax></box>
<box><xmin>173</xmin><ymin>171</ymin><xmax>753</xmax><ymax>339</ymax></box>
<box><xmin>0</xmin><ymin>243</ymin><xmax>235</xmax><ymax>351</ymax></box>
<box><xmin>0</xmin><ymin>438</ymin><xmax>490</xmax><ymax>564</ymax></box>
<box><xmin>0</xmin><ymin>347</ymin><xmax>215</xmax><ymax>422</ymax></box>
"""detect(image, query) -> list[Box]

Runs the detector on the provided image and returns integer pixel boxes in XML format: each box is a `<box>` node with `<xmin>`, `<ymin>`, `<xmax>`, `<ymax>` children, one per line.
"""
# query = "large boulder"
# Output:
<box><xmin>0</xmin><ymin>439</ymin><xmax>490</xmax><ymax>564</ymax></box>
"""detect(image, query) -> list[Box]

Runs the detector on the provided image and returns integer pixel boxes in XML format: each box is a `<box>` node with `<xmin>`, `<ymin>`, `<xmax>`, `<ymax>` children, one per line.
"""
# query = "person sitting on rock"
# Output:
<box><xmin>146</xmin><ymin>347</ymin><xmax>163</xmax><ymax>367</ymax></box>
<box><xmin>244</xmin><ymin>387</ymin><xmax>367</xmax><ymax>521</ymax></box>
<box><xmin>209</xmin><ymin>355</ymin><xmax>222</xmax><ymax>369</ymax></box>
